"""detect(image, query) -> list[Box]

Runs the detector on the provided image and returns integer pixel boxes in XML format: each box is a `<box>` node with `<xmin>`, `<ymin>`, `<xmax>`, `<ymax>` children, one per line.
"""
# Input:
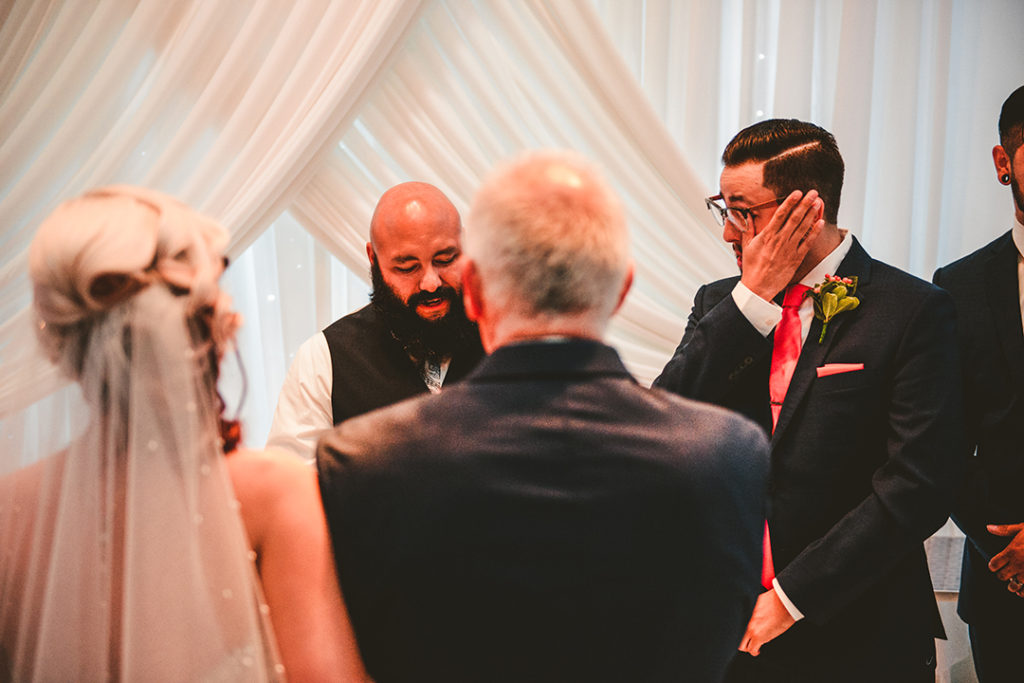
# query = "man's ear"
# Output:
<box><xmin>461</xmin><ymin>259</ymin><xmax>483</xmax><ymax>323</ymax></box>
<box><xmin>612</xmin><ymin>262</ymin><xmax>634</xmax><ymax>316</ymax></box>
<box><xmin>366</xmin><ymin>242</ymin><xmax>375</xmax><ymax>265</ymax></box>
<box><xmin>994</xmin><ymin>145</ymin><xmax>1012</xmax><ymax>182</ymax></box>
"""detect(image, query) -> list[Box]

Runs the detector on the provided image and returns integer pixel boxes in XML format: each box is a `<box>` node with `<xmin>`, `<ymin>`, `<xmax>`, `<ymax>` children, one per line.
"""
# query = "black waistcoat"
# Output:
<box><xmin>323</xmin><ymin>304</ymin><xmax>485</xmax><ymax>425</ymax></box>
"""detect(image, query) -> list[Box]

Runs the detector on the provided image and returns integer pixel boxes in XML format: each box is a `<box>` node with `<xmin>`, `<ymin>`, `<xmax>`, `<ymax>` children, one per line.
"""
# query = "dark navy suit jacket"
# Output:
<box><xmin>319</xmin><ymin>339</ymin><xmax>768</xmax><ymax>683</ymax></box>
<box><xmin>655</xmin><ymin>238</ymin><xmax>964</xmax><ymax>676</ymax></box>
<box><xmin>934</xmin><ymin>231</ymin><xmax>1024</xmax><ymax>628</ymax></box>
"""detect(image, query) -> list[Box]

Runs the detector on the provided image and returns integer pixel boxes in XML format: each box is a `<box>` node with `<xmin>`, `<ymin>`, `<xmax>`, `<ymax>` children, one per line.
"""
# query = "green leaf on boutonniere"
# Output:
<box><xmin>810</xmin><ymin>274</ymin><xmax>860</xmax><ymax>343</ymax></box>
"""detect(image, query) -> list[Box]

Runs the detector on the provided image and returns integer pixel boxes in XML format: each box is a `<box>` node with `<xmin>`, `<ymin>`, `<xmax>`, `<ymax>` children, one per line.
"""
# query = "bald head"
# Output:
<box><xmin>366</xmin><ymin>182</ymin><xmax>464</xmax><ymax>322</ymax></box>
<box><xmin>369</xmin><ymin>182</ymin><xmax>461</xmax><ymax>251</ymax></box>
<box><xmin>464</xmin><ymin>151</ymin><xmax>631</xmax><ymax>343</ymax></box>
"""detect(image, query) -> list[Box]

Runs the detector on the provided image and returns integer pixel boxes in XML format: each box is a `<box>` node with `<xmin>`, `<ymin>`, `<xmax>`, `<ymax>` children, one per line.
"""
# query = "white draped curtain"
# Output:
<box><xmin>3</xmin><ymin>0</ymin><xmax>1024</xmax><ymax>458</ymax></box>
<box><xmin>595</xmin><ymin>0</ymin><xmax>1024</xmax><ymax>274</ymax></box>
<box><xmin>3</xmin><ymin>2</ymin><xmax>1023</xmax><ymax>679</ymax></box>
<box><xmin>0</xmin><ymin>0</ymin><xmax>426</xmax><ymax>454</ymax></box>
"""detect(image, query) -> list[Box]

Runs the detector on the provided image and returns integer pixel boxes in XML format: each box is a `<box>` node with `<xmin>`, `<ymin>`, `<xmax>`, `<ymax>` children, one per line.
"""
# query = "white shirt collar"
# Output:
<box><xmin>800</xmin><ymin>229</ymin><xmax>854</xmax><ymax>289</ymax></box>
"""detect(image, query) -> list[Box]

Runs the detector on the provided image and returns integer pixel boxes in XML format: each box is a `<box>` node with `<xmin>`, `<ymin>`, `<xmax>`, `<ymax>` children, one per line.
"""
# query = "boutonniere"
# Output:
<box><xmin>810</xmin><ymin>274</ymin><xmax>860</xmax><ymax>343</ymax></box>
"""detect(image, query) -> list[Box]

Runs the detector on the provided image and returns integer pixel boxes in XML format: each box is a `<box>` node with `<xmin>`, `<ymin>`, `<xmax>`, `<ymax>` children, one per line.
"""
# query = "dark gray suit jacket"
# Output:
<box><xmin>318</xmin><ymin>339</ymin><xmax>768</xmax><ymax>683</ymax></box>
<box><xmin>934</xmin><ymin>231</ymin><xmax>1024</xmax><ymax>627</ymax></box>
<box><xmin>655</xmin><ymin>238</ymin><xmax>964</xmax><ymax>676</ymax></box>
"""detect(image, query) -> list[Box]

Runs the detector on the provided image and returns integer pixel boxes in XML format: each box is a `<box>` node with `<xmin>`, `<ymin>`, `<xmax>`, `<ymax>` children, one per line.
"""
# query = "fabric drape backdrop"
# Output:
<box><xmin>3</xmin><ymin>1</ymin><xmax>1023</xmax><ymax>679</ymax></box>
<box><xmin>2</xmin><ymin>0</ymin><xmax>1024</xmax><ymax>486</ymax></box>
<box><xmin>0</xmin><ymin>0</ymin><xmax>426</xmax><ymax>455</ymax></box>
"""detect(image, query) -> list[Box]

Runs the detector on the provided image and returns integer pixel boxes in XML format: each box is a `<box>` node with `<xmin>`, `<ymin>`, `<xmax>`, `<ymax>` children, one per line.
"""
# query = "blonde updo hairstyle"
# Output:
<box><xmin>28</xmin><ymin>186</ymin><xmax>242</xmax><ymax>449</ymax></box>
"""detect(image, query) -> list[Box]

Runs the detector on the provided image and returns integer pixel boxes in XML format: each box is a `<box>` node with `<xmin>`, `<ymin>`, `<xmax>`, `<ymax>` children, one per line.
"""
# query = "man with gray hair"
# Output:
<box><xmin>317</xmin><ymin>151</ymin><xmax>769</xmax><ymax>682</ymax></box>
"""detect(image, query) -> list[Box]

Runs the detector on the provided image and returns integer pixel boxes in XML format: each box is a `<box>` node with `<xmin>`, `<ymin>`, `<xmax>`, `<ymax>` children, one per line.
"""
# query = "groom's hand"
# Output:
<box><xmin>739</xmin><ymin>189</ymin><xmax>823</xmax><ymax>303</ymax></box>
<box><xmin>738</xmin><ymin>588</ymin><xmax>796</xmax><ymax>656</ymax></box>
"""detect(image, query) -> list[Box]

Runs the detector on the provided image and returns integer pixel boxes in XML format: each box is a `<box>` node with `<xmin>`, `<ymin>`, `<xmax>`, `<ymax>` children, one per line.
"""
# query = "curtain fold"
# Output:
<box><xmin>289</xmin><ymin>0</ymin><xmax>732</xmax><ymax>384</ymax></box>
<box><xmin>0</xmin><ymin>0</ymin><xmax>424</xmax><ymax>421</ymax></box>
<box><xmin>2</xmin><ymin>4</ymin><xmax>1020</xmax><ymax>678</ymax></box>
<box><xmin>593</xmin><ymin>0</ymin><xmax>1024</xmax><ymax>275</ymax></box>
<box><xmin>3</xmin><ymin>0</ymin><xmax>1023</xmax><ymax>439</ymax></box>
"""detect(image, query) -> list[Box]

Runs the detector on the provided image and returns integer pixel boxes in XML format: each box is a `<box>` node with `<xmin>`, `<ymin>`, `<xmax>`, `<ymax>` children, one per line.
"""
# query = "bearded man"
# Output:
<box><xmin>267</xmin><ymin>182</ymin><xmax>484</xmax><ymax>461</ymax></box>
<box><xmin>317</xmin><ymin>151</ymin><xmax>767</xmax><ymax>682</ymax></box>
<box><xmin>933</xmin><ymin>84</ymin><xmax>1024</xmax><ymax>683</ymax></box>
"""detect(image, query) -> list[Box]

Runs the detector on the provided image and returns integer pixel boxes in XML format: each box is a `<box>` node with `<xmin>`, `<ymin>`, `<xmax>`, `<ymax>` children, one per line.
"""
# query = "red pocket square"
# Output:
<box><xmin>816</xmin><ymin>363</ymin><xmax>864</xmax><ymax>378</ymax></box>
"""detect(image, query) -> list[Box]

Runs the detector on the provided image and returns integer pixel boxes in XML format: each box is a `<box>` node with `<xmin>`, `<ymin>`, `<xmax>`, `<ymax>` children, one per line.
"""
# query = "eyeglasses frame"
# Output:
<box><xmin>704</xmin><ymin>194</ymin><xmax>783</xmax><ymax>231</ymax></box>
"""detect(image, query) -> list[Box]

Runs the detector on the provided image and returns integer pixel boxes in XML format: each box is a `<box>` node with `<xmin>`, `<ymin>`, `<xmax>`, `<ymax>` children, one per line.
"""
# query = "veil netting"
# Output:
<box><xmin>0</xmin><ymin>187</ymin><xmax>284</xmax><ymax>681</ymax></box>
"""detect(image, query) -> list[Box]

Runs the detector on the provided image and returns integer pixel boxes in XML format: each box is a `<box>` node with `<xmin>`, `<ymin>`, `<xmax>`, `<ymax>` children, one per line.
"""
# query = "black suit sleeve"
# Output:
<box><xmin>653</xmin><ymin>284</ymin><xmax>772</xmax><ymax>402</ymax></box>
<box><xmin>933</xmin><ymin>265</ymin><xmax>1008</xmax><ymax>562</ymax></box>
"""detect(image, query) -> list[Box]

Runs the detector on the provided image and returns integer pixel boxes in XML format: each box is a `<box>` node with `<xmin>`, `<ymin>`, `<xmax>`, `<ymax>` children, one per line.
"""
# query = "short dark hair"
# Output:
<box><xmin>722</xmin><ymin>119</ymin><xmax>844</xmax><ymax>224</ymax></box>
<box><xmin>999</xmin><ymin>85</ymin><xmax>1024</xmax><ymax>159</ymax></box>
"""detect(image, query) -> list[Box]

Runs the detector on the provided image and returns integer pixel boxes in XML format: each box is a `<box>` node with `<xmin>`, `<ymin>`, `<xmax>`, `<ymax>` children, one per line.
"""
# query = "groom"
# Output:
<box><xmin>318</xmin><ymin>150</ymin><xmax>769</xmax><ymax>682</ymax></box>
<box><xmin>655</xmin><ymin>119</ymin><xmax>964</xmax><ymax>681</ymax></box>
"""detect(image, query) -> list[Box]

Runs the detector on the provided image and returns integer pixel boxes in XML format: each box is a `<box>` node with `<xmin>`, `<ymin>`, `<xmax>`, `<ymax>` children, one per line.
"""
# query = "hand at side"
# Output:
<box><xmin>988</xmin><ymin>522</ymin><xmax>1024</xmax><ymax>597</ymax></box>
<box><xmin>738</xmin><ymin>588</ymin><xmax>797</xmax><ymax>656</ymax></box>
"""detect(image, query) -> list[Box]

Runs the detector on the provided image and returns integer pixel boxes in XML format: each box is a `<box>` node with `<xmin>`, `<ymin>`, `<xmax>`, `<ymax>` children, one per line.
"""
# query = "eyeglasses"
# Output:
<box><xmin>705</xmin><ymin>194</ymin><xmax>783</xmax><ymax>230</ymax></box>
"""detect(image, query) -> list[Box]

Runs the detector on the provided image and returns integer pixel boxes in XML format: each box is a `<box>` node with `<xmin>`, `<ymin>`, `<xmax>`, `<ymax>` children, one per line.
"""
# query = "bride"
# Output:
<box><xmin>0</xmin><ymin>187</ymin><xmax>368</xmax><ymax>681</ymax></box>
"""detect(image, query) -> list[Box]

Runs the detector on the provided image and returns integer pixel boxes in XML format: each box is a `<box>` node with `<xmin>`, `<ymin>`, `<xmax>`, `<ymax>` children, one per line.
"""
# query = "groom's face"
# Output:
<box><xmin>719</xmin><ymin>161</ymin><xmax>779</xmax><ymax>272</ymax></box>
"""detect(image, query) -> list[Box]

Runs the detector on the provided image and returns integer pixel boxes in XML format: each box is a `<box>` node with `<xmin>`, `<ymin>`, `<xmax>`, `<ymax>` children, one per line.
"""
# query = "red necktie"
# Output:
<box><xmin>762</xmin><ymin>283</ymin><xmax>809</xmax><ymax>588</ymax></box>
<box><xmin>769</xmin><ymin>284</ymin><xmax>809</xmax><ymax>429</ymax></box>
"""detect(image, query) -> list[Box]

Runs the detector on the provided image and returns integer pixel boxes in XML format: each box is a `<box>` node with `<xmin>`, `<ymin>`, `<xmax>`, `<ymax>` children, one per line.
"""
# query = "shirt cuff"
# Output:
<box><xmin>731</xmin><ymin>281</ymin><xmax>782</xmax><ymax>337</ymax></box>
<box><xmin>772</xmin><ymin>578</ymin><xmax>804</xmax><ymax>621</ymax></box>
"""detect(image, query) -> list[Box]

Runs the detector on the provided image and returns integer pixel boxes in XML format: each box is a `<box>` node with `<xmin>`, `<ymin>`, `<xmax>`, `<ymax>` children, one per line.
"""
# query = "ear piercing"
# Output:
<box><xmin>1002</xmin><ymin>174</ymin><xmax>1012</xmax><ymax>185</ymax></box>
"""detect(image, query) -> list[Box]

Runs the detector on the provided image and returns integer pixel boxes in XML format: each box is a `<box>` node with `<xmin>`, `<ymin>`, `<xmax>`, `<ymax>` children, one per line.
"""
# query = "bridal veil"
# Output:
<box><xmin>0</xmin><ymin>187</ymin><xmax>283</xmax><ymax>681</ymax></box>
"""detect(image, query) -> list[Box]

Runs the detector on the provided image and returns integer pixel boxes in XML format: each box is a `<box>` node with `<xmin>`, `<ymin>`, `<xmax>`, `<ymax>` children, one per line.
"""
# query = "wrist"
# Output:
<box><xmin>739</xmin><ymin>274</ymin><xmax>783</xmax><ymax>303</ymax></box>
<box><xmin>771</xmin><ymin>578</ymin><xmax>804</xmax><ymax>622</ymax></box>
<box><xmin>732</xmin><ymin>282</ymin><xmax>782</xmax><ymax>337</ymax></box>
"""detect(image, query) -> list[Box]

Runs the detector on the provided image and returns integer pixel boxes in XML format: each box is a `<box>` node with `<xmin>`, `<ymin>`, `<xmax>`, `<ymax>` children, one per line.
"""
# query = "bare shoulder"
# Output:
<box><xmin>227</xmin><ymin>447</ymin><xmax>316</xmax><ymax>499</ymax></box>
<box><xmin>224</xmin><ymin>453</ymin><xmax>368</xmax><ymax>680</ymax></box>
<box><xmin>226</xmin><ymin>448</ymin><xmax>321</xmax><ymax>547</ymax></box>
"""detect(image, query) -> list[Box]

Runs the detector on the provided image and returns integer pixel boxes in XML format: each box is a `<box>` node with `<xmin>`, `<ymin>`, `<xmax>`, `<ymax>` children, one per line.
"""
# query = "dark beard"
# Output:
<box><xmin>1011</xmin><ymin>170</ymin><xmax>1024</xmax><ymax>217</ymax></box>
<box><xmin>370</xmin><ymin>260</ymin><xmax>479</xmax><ymax>364</ymax></box>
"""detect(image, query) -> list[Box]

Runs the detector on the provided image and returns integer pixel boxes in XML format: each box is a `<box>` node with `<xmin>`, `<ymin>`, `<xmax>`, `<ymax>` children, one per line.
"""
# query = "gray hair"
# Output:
<box><xmin>465</xmin><ymin>150</ymin><xmax>630</xmax><ymax>320</ymax></box>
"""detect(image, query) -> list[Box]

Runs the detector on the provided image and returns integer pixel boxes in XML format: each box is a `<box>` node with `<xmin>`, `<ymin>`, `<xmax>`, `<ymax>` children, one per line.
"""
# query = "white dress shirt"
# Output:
<box><xmin>265</xmin><ymin>332</ymin><xmax>449</xmax><ymax>462</ymax></box>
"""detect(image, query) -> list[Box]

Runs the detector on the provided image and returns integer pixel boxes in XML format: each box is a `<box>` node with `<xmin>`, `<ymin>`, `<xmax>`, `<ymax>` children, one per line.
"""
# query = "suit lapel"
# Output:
<box><xmin>986</xmin><ymin>235</ymin><xmax>1024</xmax><ymax>387</ymax></box>
<box><xmin>770</xmin><ymin>239</ymin><xmax>872</xmax><ymax>448</ymax></box>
